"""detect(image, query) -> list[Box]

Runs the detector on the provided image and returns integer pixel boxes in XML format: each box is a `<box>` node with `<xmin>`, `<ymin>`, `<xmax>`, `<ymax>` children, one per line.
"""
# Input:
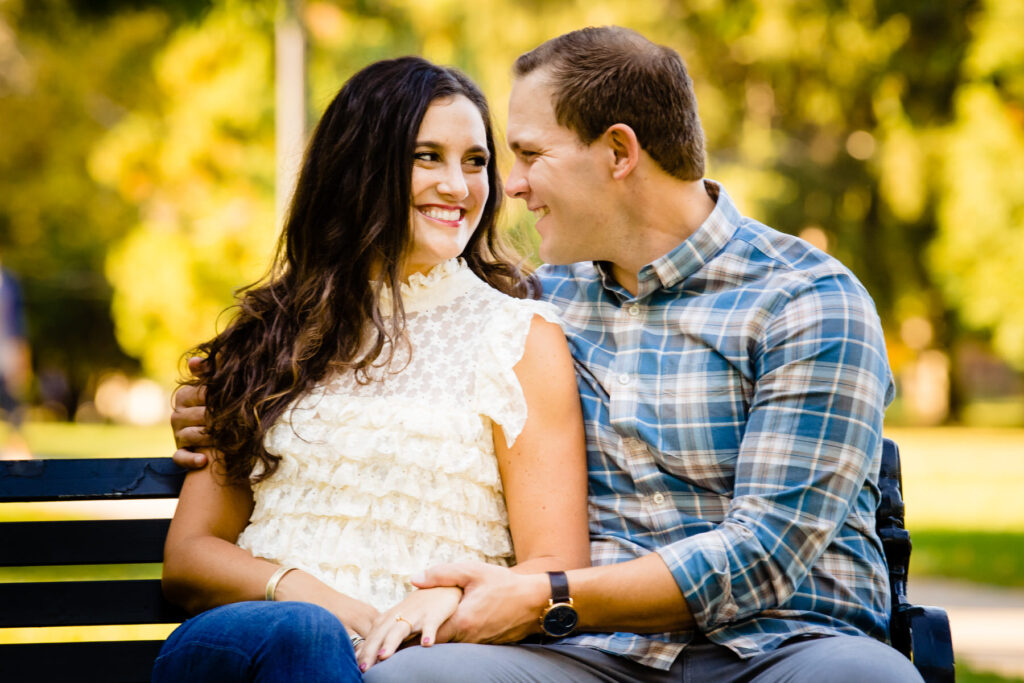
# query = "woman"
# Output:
<box><xmin>153</xmin><ymin>57</ymin><xmax>589</xmax><ymax>681</ymax></box>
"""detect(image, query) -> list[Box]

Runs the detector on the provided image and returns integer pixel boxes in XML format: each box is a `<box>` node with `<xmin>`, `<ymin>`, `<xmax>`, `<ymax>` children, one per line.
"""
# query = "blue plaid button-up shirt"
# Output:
<box><xmin>538</xmin><ymin>182</ymin><xmax>895</xmax><ymax>670</ymax></box>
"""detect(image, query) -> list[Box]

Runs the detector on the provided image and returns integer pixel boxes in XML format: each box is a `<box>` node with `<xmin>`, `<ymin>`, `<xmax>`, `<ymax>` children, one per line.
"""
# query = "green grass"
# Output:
<box><xmin>912</xmin><ymin>529</ymin><xmax>1024</xmax><ymax>588</ymax></box>
<box><xmin>884</xmin><ymin>427</ymin><xmax>1024</xmax><ymax>532</ymax></box>
<box><xmin>3</xmin><ymin>423</ymin><xmax>1024</xmax><ymax>679</ymax></box>
<box><xmin>960</xmin><ymin>664</ymin><xmax>1024</xmax><ymax>683</ymax></box>
<box><xmin>1</xmin><ymin>421</ymin><xmax>175</xmax><ymax>459</ymax></box>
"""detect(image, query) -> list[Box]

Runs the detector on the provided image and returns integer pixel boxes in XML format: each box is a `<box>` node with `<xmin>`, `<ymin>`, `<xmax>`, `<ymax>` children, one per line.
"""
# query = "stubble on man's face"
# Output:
<box><xmin>505</xmin><ymin>71</ymin><xmax>613</xmax><ymax>266</ymax></box>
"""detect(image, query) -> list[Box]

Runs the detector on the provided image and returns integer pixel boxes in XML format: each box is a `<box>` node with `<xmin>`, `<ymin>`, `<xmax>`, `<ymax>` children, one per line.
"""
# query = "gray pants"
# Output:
<box><xmin>363</xmin><ymin>635</ymin><xmax>924</xmax><ymax>682</ymax></box>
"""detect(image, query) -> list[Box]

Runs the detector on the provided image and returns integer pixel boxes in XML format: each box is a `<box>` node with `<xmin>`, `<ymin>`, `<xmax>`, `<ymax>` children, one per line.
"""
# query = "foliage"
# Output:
<box><xmin>930</xmin><ymin>0</ymin><xmax>1024</xmax><ymax>369</ymax></box>
<box><xmin>4</xmin><ymin>0</ymin><xmax>1024</xmax><ymax>406</ymax></box>
<box><xmin>91</xmin><ymin>1</ymin><xmax>278</xmax><ymax>383</ymax></box>
<box><xmin>0</xmin><ymin>0</ymin><xmax>176</xmax><ymax>406</ymax></box>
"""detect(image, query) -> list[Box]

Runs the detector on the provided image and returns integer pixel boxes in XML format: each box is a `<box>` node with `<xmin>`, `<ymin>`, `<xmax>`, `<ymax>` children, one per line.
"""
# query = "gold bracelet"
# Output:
<box><xmin>265</xmin><ymin>565</ymin><xmax>300</xmax><ymax>601</ymax></box>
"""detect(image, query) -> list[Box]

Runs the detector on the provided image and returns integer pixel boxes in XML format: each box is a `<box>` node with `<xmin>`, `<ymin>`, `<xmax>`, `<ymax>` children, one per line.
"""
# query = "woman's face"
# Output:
<box><xmin>403</xmin><ymin>95</ymin><xmax>490</xmax><ymax>279</ymax></box>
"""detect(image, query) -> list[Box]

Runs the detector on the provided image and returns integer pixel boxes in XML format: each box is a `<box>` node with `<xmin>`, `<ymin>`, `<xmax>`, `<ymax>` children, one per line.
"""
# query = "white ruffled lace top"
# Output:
<box><xmin>236</xmin><ymin>258</ymin><xmax>561</xmax><ymax>611</ymax></box>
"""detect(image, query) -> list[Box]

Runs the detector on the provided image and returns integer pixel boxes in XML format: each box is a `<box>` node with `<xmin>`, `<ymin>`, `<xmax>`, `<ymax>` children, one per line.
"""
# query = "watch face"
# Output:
<box><xmin>543</xmin><ymin>603</ymin><xmax>579</xmax><ymax>637</ymax></box>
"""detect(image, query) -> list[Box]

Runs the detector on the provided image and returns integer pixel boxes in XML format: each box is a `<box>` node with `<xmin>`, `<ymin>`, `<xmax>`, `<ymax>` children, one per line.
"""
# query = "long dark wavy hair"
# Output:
<box><xmin>188</xmin><ymin>57</ymin><xmax>533</xmax><ymax>484</ymax></box>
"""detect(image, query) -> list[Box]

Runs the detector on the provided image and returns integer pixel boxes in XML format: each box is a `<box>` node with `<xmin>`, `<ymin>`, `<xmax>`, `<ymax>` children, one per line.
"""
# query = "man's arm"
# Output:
<box><xmin>655</xmin><ymin>273</ymin><xmax>892</xmax><ymax>632</ymax></box>
<box><xmin>417</xmin><ymin>272</ymin><xmax>892</xmax><ymax>642</ymax></box>
<box><xmin>171</xmin><ymin>356</ymin><xmax>213</xmax><ymax>469</ymax></box>
<box><xmin>413</xmin><ymin>553</ymin><xmax>692</xmax><ymax>644</ymax></box>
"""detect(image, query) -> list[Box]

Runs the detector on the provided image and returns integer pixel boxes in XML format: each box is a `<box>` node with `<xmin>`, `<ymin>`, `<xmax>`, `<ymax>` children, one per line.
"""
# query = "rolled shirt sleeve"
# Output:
<box><xmin>656</xmin><ymin>271</ymin><xmax>894</xmax><ymax>631</ymax></box>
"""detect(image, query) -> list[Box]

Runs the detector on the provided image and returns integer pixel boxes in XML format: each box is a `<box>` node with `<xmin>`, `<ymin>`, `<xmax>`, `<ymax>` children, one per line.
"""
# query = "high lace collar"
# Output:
<box><xmin>379</xmin><ymin>258</ymin><xmax>478</xmax><ymax>314</ymax></box>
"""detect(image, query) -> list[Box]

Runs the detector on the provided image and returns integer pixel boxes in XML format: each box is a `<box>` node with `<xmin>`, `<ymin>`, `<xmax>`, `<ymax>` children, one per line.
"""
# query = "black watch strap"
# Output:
<box><xmin>548</xmin><ymin>571</ymin><xmax>571</xmax><ymax>603</ymax></box>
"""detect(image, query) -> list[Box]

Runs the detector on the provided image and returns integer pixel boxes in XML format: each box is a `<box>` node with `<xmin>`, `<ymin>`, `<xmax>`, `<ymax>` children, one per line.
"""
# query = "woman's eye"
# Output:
<box><xmin>414</xmin><ymin>151</ymin><xmax>439</xmax><ymax>162</ymax></box>
<box><xmin>466</xmin><ymin>155</ymin><xmax>488</xmax><ymax>168</ymax></box>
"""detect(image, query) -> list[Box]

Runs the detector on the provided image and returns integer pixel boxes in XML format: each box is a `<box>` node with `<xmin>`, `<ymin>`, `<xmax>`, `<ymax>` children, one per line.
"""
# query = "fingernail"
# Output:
<box><xmin>379</xmin><ymin>649</ymin><xmax>386</xmax><ymax>656</ymax></box>
<box><xmin>422</xmin><ymin>637</ymin><xmax>432</xmax><ymax>646</ymax></box>
<box><xmin>411</xmin><ymin>571</ymin><xmax>425</xmax><ymax>583</ymax></box>
<box><xmin>359</xmin><ymin>663</ymin><xmax>368</xmax><ymax>672</ymax></box>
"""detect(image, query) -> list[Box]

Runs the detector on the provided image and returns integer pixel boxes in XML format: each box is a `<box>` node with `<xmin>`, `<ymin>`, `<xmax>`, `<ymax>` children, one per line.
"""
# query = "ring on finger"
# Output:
<box><xmin>395</xmin><ymin>615</ymin><xmax>412</xmax><ymax>628</ymax></box>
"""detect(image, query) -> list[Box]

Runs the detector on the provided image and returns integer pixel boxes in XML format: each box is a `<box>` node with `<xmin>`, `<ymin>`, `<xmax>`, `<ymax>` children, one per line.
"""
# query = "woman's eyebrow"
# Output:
<box><xmin>415</xmin><ymin>140</ymin><xmax>489</xmax><ymax>155</ymax></box>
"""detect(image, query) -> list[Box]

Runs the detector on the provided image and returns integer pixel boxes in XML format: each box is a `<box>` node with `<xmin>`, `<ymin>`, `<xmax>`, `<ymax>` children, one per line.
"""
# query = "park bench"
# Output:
<box><xmin>0</xmin><ymin>439</ymin><xmax>954</xmax><ymax>682</ymax></box>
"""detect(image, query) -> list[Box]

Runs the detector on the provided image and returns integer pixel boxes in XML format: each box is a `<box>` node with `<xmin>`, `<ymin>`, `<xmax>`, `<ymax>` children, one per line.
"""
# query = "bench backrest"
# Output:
<box><xmin>0</xmin><ymin>458</ymin><xmax>187</xmax><ymax>682</ymax></box>
<box><xmin>1</xmin><ymin>439</ymin><xmax>952</xmax><ymax>682</ymax></box>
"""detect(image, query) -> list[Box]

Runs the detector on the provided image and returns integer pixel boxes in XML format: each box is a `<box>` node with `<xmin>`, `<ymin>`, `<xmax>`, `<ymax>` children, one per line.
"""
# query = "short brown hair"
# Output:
<box><xmin>514</xmin><ymin>26</ymin><xmax>705</xmax><ymax>181</ymax></box>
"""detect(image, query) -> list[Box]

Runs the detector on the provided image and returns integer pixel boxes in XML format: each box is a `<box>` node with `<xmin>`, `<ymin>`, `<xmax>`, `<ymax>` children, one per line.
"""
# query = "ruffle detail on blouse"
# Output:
<box><xmin>238</xmin><ymin>391</ymin><xmax>514</xmax><ymax>610</ymax></box>
<box><xmin>474</xmin><ymin>299</ymin><xmax>563</xmax><ymax>448</ymax></box>
<box><xmin>238</xmin><ymin>517</ymin><xmax>509</xmax><ymax>611</ymax></box>
<box><xmin>378</xmin><ymin>258</ymin><xmax>477</xmax><ymax>314</ymax></box>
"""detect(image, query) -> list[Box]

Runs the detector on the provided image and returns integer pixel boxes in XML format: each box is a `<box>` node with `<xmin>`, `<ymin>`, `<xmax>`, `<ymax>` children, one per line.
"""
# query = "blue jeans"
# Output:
<box><xmin>152</xmin><ymin>601</ymin><xmax>360</xmax><ymax>682</ymax></box>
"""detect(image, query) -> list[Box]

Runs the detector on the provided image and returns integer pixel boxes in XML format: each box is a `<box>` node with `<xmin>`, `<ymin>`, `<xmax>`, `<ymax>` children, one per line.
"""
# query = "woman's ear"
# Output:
<box><xmin>603</xmin><ymin>123</ymin><xmax>640</xmax><ymax>180</ymax></box>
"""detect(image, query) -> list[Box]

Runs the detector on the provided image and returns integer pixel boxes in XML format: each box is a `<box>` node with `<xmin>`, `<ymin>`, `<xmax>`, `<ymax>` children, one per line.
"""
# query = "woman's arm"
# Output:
<box><xmin>496</xmin><ymin>314</ymin><xmax>590</xmax><ymax>574</ymax></box>
<box><xmin>359</xmin><ymin>314</ymin><xmax>590</xmax><ymax>668</ymax></box>
<box><xmin>161</xmin><ymin>461</ymin><xmax>379</xmax><ymax>636</ymax></box>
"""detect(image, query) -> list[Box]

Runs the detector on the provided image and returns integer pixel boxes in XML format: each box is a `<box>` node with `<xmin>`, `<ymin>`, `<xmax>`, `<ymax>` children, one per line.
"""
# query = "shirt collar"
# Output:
<box><xmin>595</xmin><ymin>180</ymin><xmax>740</xmax><ymax>298</ymax></box>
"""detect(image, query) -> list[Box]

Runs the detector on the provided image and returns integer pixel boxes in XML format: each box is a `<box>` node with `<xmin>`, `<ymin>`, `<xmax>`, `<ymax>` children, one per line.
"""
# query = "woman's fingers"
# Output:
<box><xmin>420</xmin><ymin>612</ymin><xmax>443</xmax><ymax>646</ymax></box>
<box><xmin>377</xmin><ymin>616</ymin><xmax>413</xmax><ymax>660</ymax></box>
<box><xmin>359</xmin><ymin>613</ymin><xmax>414</xmax><ymax>671</ymax></box>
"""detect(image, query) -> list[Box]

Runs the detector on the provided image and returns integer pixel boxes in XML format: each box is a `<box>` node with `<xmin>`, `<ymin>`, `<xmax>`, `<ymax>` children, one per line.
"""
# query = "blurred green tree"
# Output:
<box><xmin>91</xmin><ymin>0</ymin><xmax>278</xmax><ymax>384</ymax></box>
<box><xmin>929</xmin><ymin>0</ymin><xmax>1024</xmax><ymax>371</ymax></box>
<box><xmin>20</xmin><ymin>0</ymin><xmax>1020</xmax><ymax>420</ymax></box>
<box><xmin>0</xmin><ymin>0</ymin><xmax>206</xmax><ymax>413</ymax></box>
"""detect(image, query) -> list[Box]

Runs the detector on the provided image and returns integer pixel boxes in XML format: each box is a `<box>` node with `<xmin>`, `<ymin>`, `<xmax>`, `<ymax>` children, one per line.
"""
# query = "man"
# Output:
<box><xmin>174</xmin><ymin>27</ymin><xmax>922</xmax><ymax>682</ymax></box>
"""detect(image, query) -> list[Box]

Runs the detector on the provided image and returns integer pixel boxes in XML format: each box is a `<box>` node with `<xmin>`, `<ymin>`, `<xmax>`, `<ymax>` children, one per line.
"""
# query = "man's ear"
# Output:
<box><xmin>603</xmin><ymin>123</ymin><xmax>640</xmax><ymax>180</ymax></box>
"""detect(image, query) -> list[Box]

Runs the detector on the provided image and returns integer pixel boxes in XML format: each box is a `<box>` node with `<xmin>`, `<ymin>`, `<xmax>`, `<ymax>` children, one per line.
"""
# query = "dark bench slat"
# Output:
<box><xmin>0</xmin><ymin>458</ymin><xmax>185</xmax><ymax>502</ymax></box>
<box><xmin>0</xmin><ymin>518</ymin><xmax>171</xmax><ymax>566</ymax></box>
<box><xmin>0</xmin><ymin>579</ymin><xmax>188</xmax><ymax>627</ymax></box>
<box><xmin>0</xmin><ymin>640</ymin><xmax>165</xmax><ymax>682</ymax></box>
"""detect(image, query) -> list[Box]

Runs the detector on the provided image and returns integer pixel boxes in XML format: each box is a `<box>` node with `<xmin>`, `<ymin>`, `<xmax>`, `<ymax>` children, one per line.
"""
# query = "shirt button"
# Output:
<box><xmin>628</xmin><ymin>304</ymin><xmax>640</xmax><ymax>317</ymax></box>
<box><xmin>617</xmin><ymin>373</ymin><xmax>630</xmax><ymax>385</ymax></box>
<box><xmin>653</xmin><ymin>492</ymin><xmax>666</xmax><ymax>505</ymax></box>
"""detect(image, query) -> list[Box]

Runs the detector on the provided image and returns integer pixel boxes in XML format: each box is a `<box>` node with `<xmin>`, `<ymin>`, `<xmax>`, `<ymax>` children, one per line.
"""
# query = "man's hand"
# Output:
<box><xmin>411</xmin><ymin>561</ymin><xmax>548</xmax><ymax>645</ymax></box>
<box><xmin>171</xmin><ymin>356</ymin><xmax>214</xmax><ymax>470</ymax></box>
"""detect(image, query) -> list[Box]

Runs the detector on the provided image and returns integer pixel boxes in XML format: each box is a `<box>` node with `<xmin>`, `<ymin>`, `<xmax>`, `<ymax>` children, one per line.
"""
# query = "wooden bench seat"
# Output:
<box><xmin>1</xmin><ymin>439</ymin><xmax>954</xmax><ymax>682</ymax></box>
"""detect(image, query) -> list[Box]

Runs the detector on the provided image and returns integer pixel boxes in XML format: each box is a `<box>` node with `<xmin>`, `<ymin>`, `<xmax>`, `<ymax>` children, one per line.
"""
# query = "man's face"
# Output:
<box><xmin>505</xmin><ymin>70</ymin><xmax>611</xmax><ymax>265</ymax></box>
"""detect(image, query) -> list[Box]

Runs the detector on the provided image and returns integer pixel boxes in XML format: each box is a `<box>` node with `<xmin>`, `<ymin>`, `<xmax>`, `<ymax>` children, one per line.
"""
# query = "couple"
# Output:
<box><xmin>160</xmin><ymin>26</ymin><xmax>922</xmax><ymax>682</ymax></box>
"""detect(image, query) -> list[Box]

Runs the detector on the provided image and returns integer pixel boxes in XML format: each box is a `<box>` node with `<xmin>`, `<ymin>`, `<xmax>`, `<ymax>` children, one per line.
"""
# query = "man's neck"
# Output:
<box><xmin>609</xmin><ymin>178</ymin><xmax>716</xmax><ymax>296</ymax></box>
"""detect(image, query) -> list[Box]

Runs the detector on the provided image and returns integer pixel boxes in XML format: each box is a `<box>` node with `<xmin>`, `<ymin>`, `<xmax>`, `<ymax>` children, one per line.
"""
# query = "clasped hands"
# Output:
<box><xmin>171</xmin><ymin>359</ymin><xmax>545</xmax><ymax>671</ymax></box>
<box><xmin>356</xmin><ymin>561</ymin><xmax>545</xmax><ymax>671</ymax></box>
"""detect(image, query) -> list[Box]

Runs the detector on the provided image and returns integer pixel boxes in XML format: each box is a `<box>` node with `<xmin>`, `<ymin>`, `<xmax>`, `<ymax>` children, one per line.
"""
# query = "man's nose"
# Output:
<box><xmin>504</xmin><ymin>162</ymin><xmax>528</xmax><ymax>198</ymax></box>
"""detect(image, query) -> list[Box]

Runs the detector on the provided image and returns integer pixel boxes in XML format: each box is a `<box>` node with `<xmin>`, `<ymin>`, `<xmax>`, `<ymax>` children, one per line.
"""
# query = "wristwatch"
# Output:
<box><xmin>540</xmin><ymin>571</ymin><xmax>579</xmax><ymax>637</ymax></box>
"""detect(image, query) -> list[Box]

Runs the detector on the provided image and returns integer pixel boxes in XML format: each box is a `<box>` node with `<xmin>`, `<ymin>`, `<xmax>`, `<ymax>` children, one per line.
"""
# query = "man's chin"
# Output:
<box><xmin>537</xmin><ymin>243</ymin><xmax>581</xmax><ymax>266</ymax></box>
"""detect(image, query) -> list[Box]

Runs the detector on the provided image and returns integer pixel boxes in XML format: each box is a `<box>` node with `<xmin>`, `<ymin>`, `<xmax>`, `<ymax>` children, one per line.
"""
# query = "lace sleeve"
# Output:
<box><xmin>475</xmin><ymin>298</ymin><xmax>563</xmax><ymax>448</ymax></box>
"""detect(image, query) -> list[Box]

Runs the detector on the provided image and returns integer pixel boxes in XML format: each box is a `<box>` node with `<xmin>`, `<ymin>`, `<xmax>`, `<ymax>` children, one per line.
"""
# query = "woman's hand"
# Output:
<box><xmin>358</xmin><ymin>586</ymin><xmax>462</xmax><ymax>671</ymax></box>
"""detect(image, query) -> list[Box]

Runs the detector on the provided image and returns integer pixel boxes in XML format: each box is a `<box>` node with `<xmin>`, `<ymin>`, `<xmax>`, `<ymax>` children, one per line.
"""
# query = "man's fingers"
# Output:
<box><xmin>186</xmin><ymin>356</ymin><xmax>207</xmax><ymax>376</ymax></box>
<box><xmin>172</xmin><ymin>425</ymin><xmax>212</xmax><ymax>451</ymax></box>
<box><xmin>434</xmin><ymin>617</ymin><xmax>458</xmax><ymax>644</ymax></box>
<box><xmin>411</xmin><ymin>563</ymin><xmax>475</xmax><ymax>590</ymax></box>
<box><xmin>170</xmin><ymin>405</ymin><xmax>207</xmax><ymax>432</ymax></box>
<box><xmin>172</xmin><ymin>448</ymin><xmax>208</xmax><ymax>470</ymax></box>
<box><xmin>172</xmin><ymin>383</ymin><xmax>207</xmax><ymax>409</ymax></box>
